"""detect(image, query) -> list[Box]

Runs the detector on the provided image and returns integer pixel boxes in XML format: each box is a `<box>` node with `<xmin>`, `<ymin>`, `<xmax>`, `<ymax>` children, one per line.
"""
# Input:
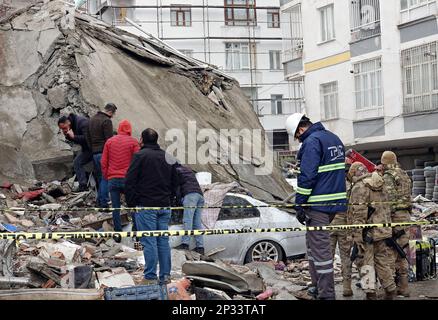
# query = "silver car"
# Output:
<box><xmin>170</xmin><ymin>193</ymin><xmax>306</xmax><ymax>265</ymax></box>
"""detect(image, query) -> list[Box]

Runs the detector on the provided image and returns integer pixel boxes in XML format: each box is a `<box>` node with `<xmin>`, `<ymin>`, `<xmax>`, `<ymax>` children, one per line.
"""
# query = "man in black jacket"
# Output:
<box><xmin>58</xmin><ymin>114</ymin><xmax>92</xmax><ymax>192</ymax></box>
<box><xmin>125</xmin><ymin>128</ymin><xmax>178</xmax><ymax>285</ymax></box>
<box><xmin>88</xmin><ymin>103</ymin><xmax>117</xmax><ymax>208</ymax></box>
<box><xmin>174</xmin><ymin>166</ymin><xmax>205</xmax><ymax>255</ymax></box>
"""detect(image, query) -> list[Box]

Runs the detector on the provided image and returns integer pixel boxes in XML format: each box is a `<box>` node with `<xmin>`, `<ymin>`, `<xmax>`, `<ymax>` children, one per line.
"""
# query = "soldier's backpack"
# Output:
<box><xmin>415</xmin><ymin>239</ymin><xmax>437</xmax><ymax>281</ymax></box>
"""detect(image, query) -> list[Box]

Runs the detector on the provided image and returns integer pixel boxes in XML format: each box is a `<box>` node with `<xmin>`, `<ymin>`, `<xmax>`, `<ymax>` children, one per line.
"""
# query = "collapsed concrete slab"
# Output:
<box><xmin>0</xmin><ymin>0</ymin><xmax>292</xmax><ymax>201</ymax></box>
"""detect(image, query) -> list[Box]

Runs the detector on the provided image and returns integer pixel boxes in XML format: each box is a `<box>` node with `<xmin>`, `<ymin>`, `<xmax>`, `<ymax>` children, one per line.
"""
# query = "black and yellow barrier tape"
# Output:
<box><xmin>1</xmin><ymin>220</ymin><xmax>437</xmax><ymax>241</ymax></box>
<box><xmin>0</xmin><ymin>200</ymin><xmax>436</xmax><ymax>213</ymax></box>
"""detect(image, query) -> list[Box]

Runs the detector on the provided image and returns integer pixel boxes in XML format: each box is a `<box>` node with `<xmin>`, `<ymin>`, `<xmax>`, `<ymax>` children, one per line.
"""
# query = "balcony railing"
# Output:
<box><xmin>350</xmin><ymin>0</ymin><xmax>381</xmax><ymax>42</ymax></box>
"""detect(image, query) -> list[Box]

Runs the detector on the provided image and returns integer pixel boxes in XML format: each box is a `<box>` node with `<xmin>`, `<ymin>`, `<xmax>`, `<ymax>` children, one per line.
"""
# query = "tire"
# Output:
<box><xmin>434</xmin><ymin>186</ymin><xmax>438</xmax><ymax>192</ymax></box>
<box><xmin>434</xmin><ymin>192</ymin><xmax>438</xmax><ymax>198</ymax></box>
<box><xmin>426</xmin><ymin>179</ymin><xmax>435</xmax><ymax>185</ymax></box>
<box><xmin>245</xmin><ymin>240</ymin><xmax>284</xmax><ymax>263</ymax></box>
<box><xmin>424</xmin><ymin>161</ymin><xmax>438</xmax><ymax>168</ymax></box>
<box><xmin>425</xmin><ymin>170</ymin><xmax>436</xmax><ymax>177</ymax></box>
<box><xmin>413</xmin><ymin>175</ymin><xmax>425</xmax><ymax>181</ymax></box>
<box><xmin>414</xmin><ymin>159</ymin><xmax>426</xmax><ymax>167</ymax></box>
<box><xmin>412</xmin><ymin>188</ymin><xmax>425</xmax><ymax>194</ymax></box>
<box><xmin>413</xmin><ymin>181</ymin><xmax>426</xmax><ymax>188</ymax></box>
<box><xmin>413</xmin><ymin>169</ymin><xmax>424</xmax><ymax>175</ymax></box>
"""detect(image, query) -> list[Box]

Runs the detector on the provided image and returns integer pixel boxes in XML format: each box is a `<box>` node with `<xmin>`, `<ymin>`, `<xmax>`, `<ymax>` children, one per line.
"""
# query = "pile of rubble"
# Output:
<box><xmin>0</xmin><ymin>177</ymin><xmax>333</xmax><ymax>300</ymax></box>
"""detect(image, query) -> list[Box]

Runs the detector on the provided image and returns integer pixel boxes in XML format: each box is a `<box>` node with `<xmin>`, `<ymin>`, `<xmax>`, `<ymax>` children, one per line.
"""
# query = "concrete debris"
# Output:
<box><xmin>96</xmin><ymin>268</ymin><xmax>135</xmax><ymax>289</ymax></box>
<box><xmin>0</xmin><ymin>0</ymin><xmax>291</xmax><ymax>202</ymax></box>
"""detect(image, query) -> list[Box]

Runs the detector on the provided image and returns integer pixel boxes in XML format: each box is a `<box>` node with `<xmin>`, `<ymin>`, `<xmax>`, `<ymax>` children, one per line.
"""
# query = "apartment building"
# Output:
<box><xmin>83</xmin><ymin>0</ymin><xmax>305</xmax><ymax>151</ymax></box>
<box><xmin>281</xmin><ymin>0</ymin><xmax>438</xmax><ymax>167</ymax></box>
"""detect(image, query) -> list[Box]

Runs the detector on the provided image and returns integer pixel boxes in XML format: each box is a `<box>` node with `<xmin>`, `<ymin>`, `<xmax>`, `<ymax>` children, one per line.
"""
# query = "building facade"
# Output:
<box><xmin>281</xmin><ymin>0</ymin><xmax>438</xmax><ymax>167</ymax></box>
<box><xmin>85</xmin><ymin>0</ymin><xmax>305</xmax><ymax>151</ymax></box>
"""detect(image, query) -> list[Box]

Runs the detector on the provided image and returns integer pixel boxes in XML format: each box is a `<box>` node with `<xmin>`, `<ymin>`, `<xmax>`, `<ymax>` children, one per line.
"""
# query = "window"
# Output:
<box><xmin>320</xmin><ymin>82</ymin><xmax>339</xmax><ymax>120</ymax></box>
<box><xmin>218</xmin><ymin>196</ymin><xmax>260</xmax><ymax>220</ymax></box>
<box><xmin>272</xmin><ymin>130</ymin><xmax>289</xmax><ymax>151</ymax></box>
<box><xmin>225</xmin><ymin>43</ymin><xmax>250</xmax><ymax>70</ymax></box>
<box><xmin>224</xmin><ymin>0</ymin><xmax>257</xmax><ymax>26</ymax></box>
<box><xmin>283</xmin><ymin>4</ymin><xmax>303</xmax><ymax>61</ymax></box>
<box><xmin>402</xmin><ymin>42</ymin><xmax>438</xmax><ymax>114</ymax></box>
<box><xmin>400</xmin><ymin>0</ymin><xmax>437</xmax><ymax>23</ymax></box>
<box><xmin>179</xmin><ymin>50</ymin><xmax>194</xmax><ymax>58</ymax></box>
<box><xmin>269</xmin><ymin>50</ymin><xmax>282</xmax><ymax>70</ymax></box>
<box><xmin>354</xmin><ymin>58</ymin><xmax>383</xmax><ymax>111</ymax></box>
<box><xmin>350</xmin><ymin>0</ymin><xmax>381</xmax><ymax>42</ymax></box>
<box><xmin>171</xmin><ymin>5</ymin><xmax>192</xmax><ymax>26</ymax></box>
<box><xmin>267</xmin><ymin>8</ymin><xmax>280</xmax><ymax>28</ymax></box>
<box><xmin>271</xmin><ymin>95</ymin><xmax>283</xmax><ymax>115</ymax></box>
<box><xmin>319</xmin><ymin>4</ymin><xmax>335</xmax><ymax>42</ymax></box>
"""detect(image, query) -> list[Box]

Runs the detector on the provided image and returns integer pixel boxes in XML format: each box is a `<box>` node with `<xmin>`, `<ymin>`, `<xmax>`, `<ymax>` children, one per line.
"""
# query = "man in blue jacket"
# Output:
<box><xmin>286</xmin><ymin>113</ymin><xmax>347</xmax><ymax>300</ymax></box>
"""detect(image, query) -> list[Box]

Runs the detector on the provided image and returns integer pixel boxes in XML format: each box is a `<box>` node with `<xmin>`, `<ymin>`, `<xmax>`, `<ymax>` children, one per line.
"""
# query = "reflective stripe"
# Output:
<box><xmin>297</xmin><ymin>187</ymin><xmax>312</xmax><ymax>196</ymax></box>
<box><xmin>314</xmin><ymin>259</ymin><xmax>333</xmax><ymax>267</ymax></box>
<box><xmin>318</xmin><ymin>162</ymin><xmax>346</xmax><ymax>173</ymax></box>
<box><xmin>308</xmin><ymin>192</ymin><xmax>347</xmax><ymax>203</ymax></box>
<box><xmin>316</xmin><ymin>268</ymin><xmax>334</xmax><ymax>274</ymax></box>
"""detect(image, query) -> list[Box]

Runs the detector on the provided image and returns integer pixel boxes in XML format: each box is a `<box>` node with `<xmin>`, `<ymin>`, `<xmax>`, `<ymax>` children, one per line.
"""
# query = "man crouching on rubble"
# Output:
<box><xmin>125</xmin><ymin>128</ymin><xmax>179</xmax><ymax>285</ymax></box>
<box><xmin>58</xmin><ymin>114</ymin><xmax>92</xmax><ymax>192</ymax></box>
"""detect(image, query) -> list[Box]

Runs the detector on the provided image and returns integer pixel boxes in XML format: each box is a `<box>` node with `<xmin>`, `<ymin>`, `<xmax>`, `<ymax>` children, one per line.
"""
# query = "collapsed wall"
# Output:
<box><xmin>0</xmin><ymin>0</ymin><xmax>292</xmax><ymax>201</ymax></box>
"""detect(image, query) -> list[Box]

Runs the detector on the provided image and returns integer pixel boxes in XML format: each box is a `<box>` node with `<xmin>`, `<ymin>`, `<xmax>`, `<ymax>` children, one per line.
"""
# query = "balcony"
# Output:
<box><xmin>350</xmin><ymin>0</ymin><xmax>381</xmax><ymax>43</ymax></box>
<box><xmin>350</xmin><ymin>21</ymin><xmax>381</xmax><ymax>43</ymax></box>
<box><xmin>400</xmin><ymin>0</ymin><xmax>437</xmax><ymax>24</ymax></box>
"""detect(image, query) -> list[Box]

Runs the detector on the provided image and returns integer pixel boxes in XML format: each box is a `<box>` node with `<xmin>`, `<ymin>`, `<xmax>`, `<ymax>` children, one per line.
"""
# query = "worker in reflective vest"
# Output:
<box><xmin>286</xmin><ymin>113</ymin><xmax>347</xmax><ymax>300</ymax></box>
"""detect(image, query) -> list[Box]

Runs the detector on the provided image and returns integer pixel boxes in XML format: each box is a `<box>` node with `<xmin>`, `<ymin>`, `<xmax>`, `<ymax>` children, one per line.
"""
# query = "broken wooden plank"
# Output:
<box><xmin>0</xmin><ymin>289</ymin><xmax>103</xmax><ymax>300</ymax></box>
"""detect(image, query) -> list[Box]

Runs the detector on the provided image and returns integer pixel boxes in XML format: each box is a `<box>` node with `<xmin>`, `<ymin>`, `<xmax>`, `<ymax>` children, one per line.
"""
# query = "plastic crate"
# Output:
<box><xmin>104</xmin><ymin>284</ymin><xmax>168</xmax><ymax>300</ymax></box>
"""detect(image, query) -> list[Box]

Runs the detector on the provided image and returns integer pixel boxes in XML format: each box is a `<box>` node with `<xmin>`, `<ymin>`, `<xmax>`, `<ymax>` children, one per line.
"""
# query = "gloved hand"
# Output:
<box><xmin>294</xmin><ymin>206</ymin><xmax>307</xmax><ymax>225</ymax></box>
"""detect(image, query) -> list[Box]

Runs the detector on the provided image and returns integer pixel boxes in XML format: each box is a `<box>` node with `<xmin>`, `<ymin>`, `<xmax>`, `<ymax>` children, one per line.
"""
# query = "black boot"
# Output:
<box><xmin>174</xmin><ymin>244</ymin><xmax>189</xmax><ymax>250</ymax></box>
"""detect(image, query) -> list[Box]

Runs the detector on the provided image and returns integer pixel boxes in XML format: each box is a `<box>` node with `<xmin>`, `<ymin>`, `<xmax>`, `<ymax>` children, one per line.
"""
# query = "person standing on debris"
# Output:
<box><xmin>88</xmin><ymin>103</ymin><xmax>117</xmax><ymax>208</ymax></box>
<box><xmin>174</xmin><ymin>165</ymin><xmax>205</xmax><ymax>255</ymax></box>
<box><xmin>329</xmin><ymin>171</ymin><xmax>353</xmax><ymax>297</ymax></box>
<box><xmin>348</xmin><ymin>162</ymin><xmax>397</xmax><ymax>300</ymax></box>
<box><xmin>125</xmin><ymin>128</ymin><xmax>179</xmax><ymax>285</ymax></box>
<box><xmin>101</xmin><ymin>120</ymin><xmax>140</xmax><ymax>234</ymax></box>
<box><xmin>285</xmin><ymin>113</ymin><xmax>347</xmax><ymax>300</ymax></box>
<box><xmin>381</xmin><ymin>151</ymin><xmax>412</xmax><ymax>297</ymax></box>
<box><xmin>58</xmin><ymin>114</ymin><xmax>92</xmax><ymax>192</ymax></box>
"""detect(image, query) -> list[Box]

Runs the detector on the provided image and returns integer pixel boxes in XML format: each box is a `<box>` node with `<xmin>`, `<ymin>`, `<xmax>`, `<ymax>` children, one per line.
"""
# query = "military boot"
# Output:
<box><xmin>397</xmin><ymin>276</ymin><xmax>410</xmax><ymax>297</ymax></box>
<box><xmin>343</xmin><ymin>279</ymin><xmax>353</xmax><ymax>297</ymax></box>
<box><xmin>365</xmin><ymin>292</ymin><xmax>377</xmax><ymax>300</ymax></box>
<box><xmin>384</xmin><ymin>288</ymin><xmax>397</xmax><ymax>300</ymax></box>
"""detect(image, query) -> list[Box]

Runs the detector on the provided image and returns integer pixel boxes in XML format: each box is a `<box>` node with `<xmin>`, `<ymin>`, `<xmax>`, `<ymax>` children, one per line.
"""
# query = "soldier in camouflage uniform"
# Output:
<box><xmin>381</xmin><ymin>151</ymin><xmax>412</xmax><ymax>297</ymax></box>
<box><xmin>348</xmin><ymin>162</ymin><xmax>397</xmax><ymax>300</ymax></box>
<box><xmin>330</xmin><ymin>178</ymin><xmax>353</xmax><ymax>297</ymax></box>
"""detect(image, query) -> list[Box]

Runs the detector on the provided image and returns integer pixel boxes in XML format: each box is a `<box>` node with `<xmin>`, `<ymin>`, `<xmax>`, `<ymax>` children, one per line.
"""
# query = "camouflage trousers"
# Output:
<box><xmin>358</xmin><ymin>240</ymin><xmax>397</xmax><ymax>293</ymax></box>
<box><xmin>330</xmin><ymin>214</ymin><xmax>352</xmax><ymax>282</ymax></box>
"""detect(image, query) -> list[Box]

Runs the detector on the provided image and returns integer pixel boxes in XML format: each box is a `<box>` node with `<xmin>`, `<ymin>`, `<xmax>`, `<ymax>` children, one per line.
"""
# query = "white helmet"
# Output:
<box><xmin>285</xmin><ymin>113</ymin><xmax>305</xmax><ymax>137</ymax></box>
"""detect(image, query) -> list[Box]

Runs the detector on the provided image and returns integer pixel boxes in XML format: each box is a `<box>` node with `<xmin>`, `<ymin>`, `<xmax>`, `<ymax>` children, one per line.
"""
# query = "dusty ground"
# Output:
<box><xmin>336</xmin><ymin>278</ymin><xmax>438</xmax><ymax>300</ymax></box>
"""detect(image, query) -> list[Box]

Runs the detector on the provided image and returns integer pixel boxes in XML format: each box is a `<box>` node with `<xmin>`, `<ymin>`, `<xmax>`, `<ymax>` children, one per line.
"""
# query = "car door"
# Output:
<box><xmin>203</xmin><ymin>194</ymin><xmax>261</xmax><ymax>264</ymax></box>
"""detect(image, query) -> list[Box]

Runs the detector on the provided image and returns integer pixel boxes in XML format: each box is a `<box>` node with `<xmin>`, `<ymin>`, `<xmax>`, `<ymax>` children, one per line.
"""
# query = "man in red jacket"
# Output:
<box><xmin>101</xmin><ymin>120</ymin><xmax>140</xmax><ymax>234</ymax></box>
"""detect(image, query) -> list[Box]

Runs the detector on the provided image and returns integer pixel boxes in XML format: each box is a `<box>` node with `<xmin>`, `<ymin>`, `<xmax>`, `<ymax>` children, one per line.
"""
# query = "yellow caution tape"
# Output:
<box><xmin>1</xmin><ymin>220</ymin><xmax>437</xmax><ymax>240</ymax></box>
<box><xmin>0</xmin><ymin>200</ymin><xmax>433</xmax><ymax>213</ymax></box>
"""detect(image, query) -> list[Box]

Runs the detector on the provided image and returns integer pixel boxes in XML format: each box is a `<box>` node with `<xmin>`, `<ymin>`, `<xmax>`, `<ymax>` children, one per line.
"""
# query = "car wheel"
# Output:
<box><xmin>244</xmin><ymin>241</ymin><xmax>284</xmax><ymax>263</ymax></box>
